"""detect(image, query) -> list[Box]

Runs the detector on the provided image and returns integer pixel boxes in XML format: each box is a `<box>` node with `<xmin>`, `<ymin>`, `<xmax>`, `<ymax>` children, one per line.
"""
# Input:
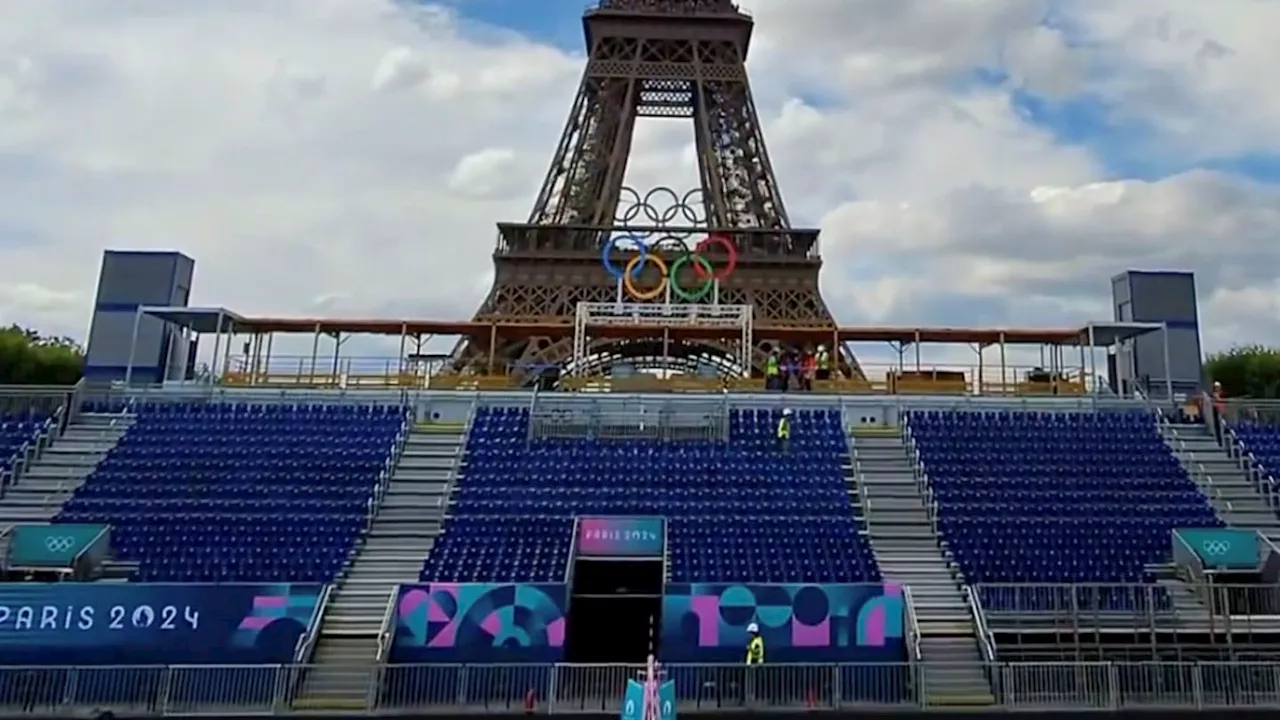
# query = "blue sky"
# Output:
<box><xmin>437</xmin><ymin>0</ymin><xmax>585</xmax><ymax>50</ymax></box>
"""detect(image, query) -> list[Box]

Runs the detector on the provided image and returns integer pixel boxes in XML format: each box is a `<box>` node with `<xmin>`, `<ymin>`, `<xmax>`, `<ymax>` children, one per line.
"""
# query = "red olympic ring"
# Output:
<box><xmin>691</xmin><ymin>234</ymin><xmax>738</xmax><ymax>281</ymax></box>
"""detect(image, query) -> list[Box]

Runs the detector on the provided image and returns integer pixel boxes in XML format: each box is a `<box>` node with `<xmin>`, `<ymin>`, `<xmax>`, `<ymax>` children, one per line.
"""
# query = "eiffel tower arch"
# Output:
<box><xmin>452</xmin><ymin>0</ymin><xmax>857</xmax><ymax>381</ymax></box>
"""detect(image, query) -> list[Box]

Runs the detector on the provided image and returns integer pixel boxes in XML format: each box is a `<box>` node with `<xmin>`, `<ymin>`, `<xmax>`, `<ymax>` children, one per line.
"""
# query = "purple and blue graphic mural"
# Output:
<box><xmin>392</xmin><ymin>583</ymin><xmax>568</xmax><ymax>663</ymax></box>
<box><xmin>660</xmin><ymin>583</ymin><xmax>905</xmax><ymax>663</ymax></box>
<box><xmin>576</xmin><ymin>516</ymin><xmax>665</xmax><ymax>558</ymax></box>
<box><xmin>0</xmin><ymin>583</ymin><xmax>324</xmax><ymax>665</ymax></box>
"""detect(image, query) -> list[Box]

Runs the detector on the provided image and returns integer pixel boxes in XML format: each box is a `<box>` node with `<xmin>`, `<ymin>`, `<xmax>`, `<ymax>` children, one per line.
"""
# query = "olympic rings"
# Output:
<box><xmin>623</xmin><ymin>254</ymin><xmax>668</xmax><ymax>301</ymax></box>
<box><xmin>1202</xmin><ymin>540</ymin><xmax>1231</xmax><ymax>556</ymax></box>
<box><xmin>604</xmin><ymin>232</ymin><xmax>738</xmax><ymax>301</ymax></box>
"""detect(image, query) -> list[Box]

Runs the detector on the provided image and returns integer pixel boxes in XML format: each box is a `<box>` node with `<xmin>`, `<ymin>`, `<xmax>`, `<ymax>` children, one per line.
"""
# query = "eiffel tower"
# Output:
<box><xmin>453</xmin><ymin>0</ymin><xmax>855</xmax><ymax>380</ymax></box>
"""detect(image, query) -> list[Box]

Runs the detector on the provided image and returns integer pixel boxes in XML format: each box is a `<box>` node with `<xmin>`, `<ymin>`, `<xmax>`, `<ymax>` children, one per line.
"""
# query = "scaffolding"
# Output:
<box><xmin>571</xmin><ymin>302</ymin><xmax>753</xmax><ymax>378</ymax></box>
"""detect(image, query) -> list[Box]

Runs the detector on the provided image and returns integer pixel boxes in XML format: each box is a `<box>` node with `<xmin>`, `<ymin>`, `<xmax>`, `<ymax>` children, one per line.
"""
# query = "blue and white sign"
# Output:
<box><xmin>1177</xmin><ymin>528</ymin><xmax>1259</xmax><ymax>570</ymax></box>
<box><xmin>9</xmin><ymin>524</ymin><xmax>108</xmax><ymax>567</ymax></box>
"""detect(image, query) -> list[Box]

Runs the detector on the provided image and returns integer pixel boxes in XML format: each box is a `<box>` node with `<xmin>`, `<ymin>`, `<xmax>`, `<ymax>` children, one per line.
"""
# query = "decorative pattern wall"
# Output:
<box><xmin>392</xmin><ymin>583</ymin><xmax>568</xmax><ymax>663</ymax></box>
<box><xmin>660</xmin><ymin>583</ymin><xmax>905</xmax><ymax>663</ymax></box>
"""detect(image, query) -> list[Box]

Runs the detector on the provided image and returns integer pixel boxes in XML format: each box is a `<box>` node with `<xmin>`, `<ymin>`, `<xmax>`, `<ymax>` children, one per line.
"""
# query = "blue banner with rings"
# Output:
<box><xmin>1176</xmin><ymin>528</ymin><xmax>1259</xmax><ymax>569</ymax></box>
<box><xmin>9</xmin><ymin>524</ymin><xmax>108</xmax><ymax>567</ymax></box>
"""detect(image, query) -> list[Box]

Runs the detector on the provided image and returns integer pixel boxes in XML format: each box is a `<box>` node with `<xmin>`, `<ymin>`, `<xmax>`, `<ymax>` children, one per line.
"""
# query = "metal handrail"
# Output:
<box><xmin>965</xmin><ymin>585</ymin><xmax>996</xmax><ymax>663</ymax></box>
<box><xmin>902</xmin><ymin>586</ymin><xmax>922</xmax><ymax>663</ymax></box>
<box><xmin>295</xmin><ymin>583</ymin><xmax>335</xmax><ymax>664</ymax></box>
<box><xmin>439</xmin><ymin>400</ymin><xmax>477</xmax><ymax>517</ymax></box>
<box><xmin>373</xmin><ymin>583</ymin><xmax>402</xmax><ymax>664</ymax></box>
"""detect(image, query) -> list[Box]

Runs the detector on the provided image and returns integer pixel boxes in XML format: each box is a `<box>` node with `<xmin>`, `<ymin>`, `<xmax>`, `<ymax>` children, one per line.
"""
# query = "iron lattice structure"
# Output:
<box><xmin>453</xmin><ymin>0</ymin><xmax>855</xmax><ymax>380</ymax></box>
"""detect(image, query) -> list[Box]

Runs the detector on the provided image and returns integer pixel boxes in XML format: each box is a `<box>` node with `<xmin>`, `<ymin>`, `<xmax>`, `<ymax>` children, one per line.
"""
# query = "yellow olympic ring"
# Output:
<box><xmin>623</xmin><ymin>254</ymin><xmax>669</xmax><ymax>301</ymax></box>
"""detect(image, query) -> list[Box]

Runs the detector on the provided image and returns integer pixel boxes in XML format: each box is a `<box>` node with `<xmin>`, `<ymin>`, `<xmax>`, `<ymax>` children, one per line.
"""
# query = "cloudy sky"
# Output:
<box><xmin>2</xmin><ymin>0</ymin><xmax>1278</xmax><ymax>372</ymax></box>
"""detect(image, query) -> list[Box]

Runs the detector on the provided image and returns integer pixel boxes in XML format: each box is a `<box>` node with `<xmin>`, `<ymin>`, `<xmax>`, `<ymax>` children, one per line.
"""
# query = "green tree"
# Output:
<box><xmin>0</xmin><ymin>325</ymin><xmax>84</xmax><ymax>385</ymax></box>
<box><xmin>1204</xmin><ymin>345</ymin><xmax>1280</xmax><ymax>399</ymax></box>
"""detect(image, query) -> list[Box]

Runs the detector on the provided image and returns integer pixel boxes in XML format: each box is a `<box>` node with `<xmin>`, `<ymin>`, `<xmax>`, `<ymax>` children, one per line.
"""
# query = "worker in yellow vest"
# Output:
<box><xmin>816</xmin><ymin>344</ymin><xmax>832</xmax><ymax>380</ymax></box>
<box><xmin>745</xmin><ymin>622</ymin><xmax>765</xmax><ymax>664</ymax></box>
<box><xmin>776</xmin><ymin>408</ymin><xmax>792</xmax><ymax>452</ymax></box>
<box><xmin>765</xmin><ymin>351</ymin><xmax>780</xmax><ymax>391</ymax></box>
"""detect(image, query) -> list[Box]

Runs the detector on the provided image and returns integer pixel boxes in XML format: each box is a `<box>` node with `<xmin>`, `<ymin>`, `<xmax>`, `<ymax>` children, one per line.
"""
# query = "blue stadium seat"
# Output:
<box><xmin>421</xmin><ymin>406</ymin><xmax>880</xmax><ymax>584</ymax></box>
<box><xmin>1</xmin><ymin>411</ymin><xmax>46</xmax><ymax>479</ymax></box>
<box><xmin>1231</xmin><ymin>422</ymin><xmax>1280</xmax><ymax>487</ymax></box>
<box><xmin>906</xmin><ymin>410</ymin><xmax>1220</xmax><ymax>611</ymax></box>
<box><xmin>55</xmin><ymin>402</ymin><xmax>409</xmax><ymax>582</ymax></box>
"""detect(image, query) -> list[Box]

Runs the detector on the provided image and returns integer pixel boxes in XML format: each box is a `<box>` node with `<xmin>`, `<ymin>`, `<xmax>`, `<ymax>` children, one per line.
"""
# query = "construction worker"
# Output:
<box><xmin>776</xmin><ymin>409</ymin><xmax>792</xmax><ymax>452</ymax></box>
<box><xmin>800</xmin><ymin>350</ymin><xmax>816</xmax><ymax>391</ymax></box>
<box><xmin>816</xmin><ymin>345</ymin><xmax>831</xmax><ymax>380</ymax></box>
<box><xmin>745</xmin><ymin>622</ymin><xmax>765</xmax><ymax>665</ymax></box>
<box><xmin>765</xmin><ymin>351</ymin><xmax>780</xmax><ymax>391</ymax></box>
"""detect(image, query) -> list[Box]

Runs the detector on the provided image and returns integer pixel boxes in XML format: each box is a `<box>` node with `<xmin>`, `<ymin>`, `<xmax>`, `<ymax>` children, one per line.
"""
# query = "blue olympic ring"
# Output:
<box><xmin>601</xmin><ymin>235</ymin><xmax>648</xmax><ymax>280</ymax></box>
<box><xmin>601</xmin><ymin>235</ymin><xmax>691</xmax><ymax>279</ymax></box>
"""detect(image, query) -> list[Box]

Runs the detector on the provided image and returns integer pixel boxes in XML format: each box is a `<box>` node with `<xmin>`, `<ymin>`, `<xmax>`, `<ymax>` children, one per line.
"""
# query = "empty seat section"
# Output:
<box><xmin>1231</xmin><ymin>422</ymin><xmax>1280</xmax><ymax>483</ymax></box>
<box><xmin>1</xmin><ymin>411</ymin><xmax>45</xmax><ymax>477</ymax></box>
<box><xmin>56</xmin><ymin>402</ymin><xmax>408</xmax><ymax>582</ymax></box>
<box><xmin>422</xmin><ymin>406</ymin><xmax>880</xmax><ymax>584</ymax></box>
<box><xmin>907</xmin><ymin>410</ymin><xmax>1220</xmax><ymax>611</ymax></box>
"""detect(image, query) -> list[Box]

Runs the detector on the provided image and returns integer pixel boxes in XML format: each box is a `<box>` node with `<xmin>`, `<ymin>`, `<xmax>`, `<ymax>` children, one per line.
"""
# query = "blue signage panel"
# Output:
<box><xmin>9</xmin><ymin>524</ymin><xmax>108</xmax><ymax>567</ymax></box>
<box><xmin>1177</xmin><ymin>528</ymin><xmax>1259</xmax><ymax>569</ymax></box>
<box><xmin>391</xmin><ymin>583</ymin><xmax>568</xmax><ymax>663</ymax></box>
<box><xmin>660</xmin><ymin>582</ymin><xmax>905</xmax><ymax>664</ymax></box>
<box><xmin>0</xmin><ymin>582</ymin><xmax>324</xmax><ymax>665</ymax></box>
<box><xmin>577</xmin><ymin>517</ymin><xmax>665</xmax><ymax>557</ymax></box>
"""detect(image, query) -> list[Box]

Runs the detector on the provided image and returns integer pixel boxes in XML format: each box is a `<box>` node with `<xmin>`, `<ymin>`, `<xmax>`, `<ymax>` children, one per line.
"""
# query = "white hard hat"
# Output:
<box><xmin>818</xmin><ymin>344</ymin><xmax>826</xmax><ymax>351</ymax></box>
<box><xmin>747</xmin><ymin>622</ymin><xmax>759</xmax><ymax>633</ymax></box>
<box><xmin>783</xmin><ymin>408</ymin><xmax>793</xmax><ymax>416</ymax></box>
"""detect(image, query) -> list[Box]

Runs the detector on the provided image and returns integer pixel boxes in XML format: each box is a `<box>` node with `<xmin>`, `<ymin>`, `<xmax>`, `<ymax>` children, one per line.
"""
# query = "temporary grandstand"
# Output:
<box><xmin>3</xmin><ymin>0</ymin><xmax>1277</xmax><ymax>716</ymax></box>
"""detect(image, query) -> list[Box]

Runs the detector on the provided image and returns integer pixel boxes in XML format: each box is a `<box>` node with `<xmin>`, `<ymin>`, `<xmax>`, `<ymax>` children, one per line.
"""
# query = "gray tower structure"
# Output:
<box><xmin>84</xmin><ymin>251</ymin><xmax>195</xmax><ymax>384</ymax></box>
<box><xmin>1111</xmin><ymin>270</ymin><xmax>1203</xmax><ymax>397</ymax></box>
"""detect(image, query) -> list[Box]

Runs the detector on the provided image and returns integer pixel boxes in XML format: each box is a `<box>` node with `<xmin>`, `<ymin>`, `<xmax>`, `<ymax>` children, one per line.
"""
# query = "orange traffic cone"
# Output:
<box><xmin>806</xmin><ymin>687</ymin><xmax>817</xmax><ymax>709</ymax></box>
<box><xmin>524</xmin><ymin>688</ymin><xmax>536</xmax><ymax>714</ymax></box>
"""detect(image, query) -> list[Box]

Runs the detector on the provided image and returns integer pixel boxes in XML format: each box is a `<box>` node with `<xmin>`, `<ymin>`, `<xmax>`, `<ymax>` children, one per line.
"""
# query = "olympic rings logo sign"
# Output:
<box><xmin>1201</xmin><ymin>540</ymin><xmax>1231</xmax><ymax>556</ymax></box>
<box><xmin>44</xmin><ymin>536</ymin><xmax>77</xmax><ymax>553</ymax></box>
<box><xmin>601</xmin><ymin>234</ymin><xmax>739</xmax><ymax>302</ymax></box>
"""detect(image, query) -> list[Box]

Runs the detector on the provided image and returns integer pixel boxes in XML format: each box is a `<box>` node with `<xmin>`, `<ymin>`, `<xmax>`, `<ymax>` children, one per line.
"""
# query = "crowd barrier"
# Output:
<box><xmin>3</xmin><ymin>661</ymin><xmax>1280</xmax><ymax>715</ymax></box>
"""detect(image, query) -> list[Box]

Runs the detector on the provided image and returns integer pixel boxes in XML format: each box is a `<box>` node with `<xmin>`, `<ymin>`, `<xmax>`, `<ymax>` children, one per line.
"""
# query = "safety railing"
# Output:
<box><xmin>973</xmin><ymin>582</ymin><xmax>1280</xmax><ymax>633</ymax></box>
<box><xmin>902</xmin><ymin>587</ymin><xmax>921</xmax><ymax>663</ymax></box>
<box><xmin>374</xmin><ymin>588</ymin><xmax>401</xmax><ymax>667</ymax></box>
<box><xmin>1157</xmin><ymin>414</ymin><xmax>1230</xmax><ymax>509</ymax></box>
<box><xmin>11</xmin><ymin>661</ymin><xmax>1280</xmax><ymax>714</ymax></box>
<box><xmin>293</xmin><ymin>584</ymin><xmax>335</xmax><ymax>668</ymax></box>
<box><xmin>440</xmin><ymin>399</ymin><xmax>477</xmax><ymax>514</ymax></box>
<box><xmin>1223</xmin><ymin>423</ymin><xmax>1279</xmax><ymax>508</ymax></box>
<box><xmin>0</xmin><ymin>405</ymin><xmax>62</xmax><ymax>498</ymax></box>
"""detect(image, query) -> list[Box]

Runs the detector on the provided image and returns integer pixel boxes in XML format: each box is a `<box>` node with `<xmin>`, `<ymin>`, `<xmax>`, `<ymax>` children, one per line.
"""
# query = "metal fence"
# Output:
<box><xmin>5</xmin><ymin>661</ymin><xmax>1280</xmax><ymax>715</ymax></box>
<box><xmin>973</xmin><ymin>582</ymin><xmax>1280</xmax><ymax>635</ymax></box>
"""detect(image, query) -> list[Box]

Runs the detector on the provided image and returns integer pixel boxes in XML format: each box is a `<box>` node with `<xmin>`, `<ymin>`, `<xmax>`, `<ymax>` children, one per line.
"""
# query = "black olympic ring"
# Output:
<box><xmin>613</xmin><ymin>186</ymin><xmax>707</xmax><ymax>241</ymax></box>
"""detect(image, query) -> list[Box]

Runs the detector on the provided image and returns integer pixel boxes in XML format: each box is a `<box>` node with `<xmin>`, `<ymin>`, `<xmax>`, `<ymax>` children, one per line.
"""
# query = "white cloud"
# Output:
<box><xmin>0</xmin><ymin>0</ymin><xmax>1278</xmax><ymax>376</ymax></box>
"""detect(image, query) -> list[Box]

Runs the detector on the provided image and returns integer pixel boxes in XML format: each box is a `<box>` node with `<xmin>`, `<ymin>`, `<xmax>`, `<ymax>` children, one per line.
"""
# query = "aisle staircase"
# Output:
<box><xmin>296</xmin><ymin>421</ymin><xmax>467</xmax><ymax>708</ymax></box>
<box><xmin>1159</xmin><ymin>422</ymin><xmax>1280</xmax><ymax>538</ymax></box>
<box><xmin>0</xmin><ymin>412</ymin><xmax>133</xmax><ymax>525</ymax></box>
<box><xmin>849</xmin><ymin>424</ymin><xmax>994</xmax><ymax>708</ymax></box>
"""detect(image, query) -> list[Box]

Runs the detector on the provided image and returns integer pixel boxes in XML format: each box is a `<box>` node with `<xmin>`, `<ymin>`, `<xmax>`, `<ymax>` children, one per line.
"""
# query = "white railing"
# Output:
<box><xmin>10</xmin><ymin>660</ymin><xmax>1280</xmax><ymax>713</ymax></box>
<box><xmin>902</xmin><ymin>586</ymin><xmax>921</xmax><ymax>663</ymax></box>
